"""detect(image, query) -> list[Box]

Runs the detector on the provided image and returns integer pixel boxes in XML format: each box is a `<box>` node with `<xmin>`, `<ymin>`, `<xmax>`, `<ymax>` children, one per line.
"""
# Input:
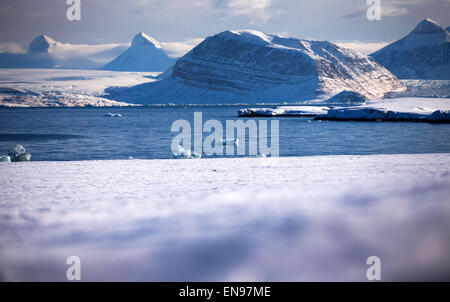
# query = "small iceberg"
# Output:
<box><xmin>7</xmin><ymin>144</ymin><xmax>31</xmax><ymax>162</ymax></box>
<box><xmin>0</xmin><ymin>155</ymin><xmax>11</xmax><ymax>162</ymax></box>
<box><xmin>173</xmin><ymin>145</ymin><xmax>201</xmax><ymax>159</ymax></box>
<box><xmin>219</xmin><ymin>138</ymin><xmax>239</xmax><ymax>146</ymax></box>
<box><xmin>105</xmin><ymin>113</ymin><xmax>122</xmax><ymax>117</ymax></box>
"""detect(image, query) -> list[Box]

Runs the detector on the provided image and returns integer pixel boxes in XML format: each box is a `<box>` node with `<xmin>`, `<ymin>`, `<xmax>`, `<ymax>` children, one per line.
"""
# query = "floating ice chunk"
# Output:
<box><xmin>219</xmin><ymin>138</ymin><xmax>239</xmax><ymax>146</ymax></box>
<box><xmin>15</xmin><ymin>153</ymin><xmax>31</xmax><ymax>161</ymax></box>
<box><xmin>173</xmin><ymin>145</ymin><xmax>201</xmax><ymax>159</ymax></box>
<box><xmin>105</xmin><ymin>113</ymin><xmax>122</xmax><ymax>117</ymax></box>
<box><xmin>9</xmin><ymin>144</ymin><xmax>25</xmax><ymax>155</ymax></box>
<box><xmin>174</xmin><ymin>145</ymin><xmax>190</xmax><ymax>159</ymax></box>
<box><xmin>191</xmin><ymin>152</ymin><xmax>201</xmax><ymax>159</ymax></box>
<box><xmin>249</xmin><ymin>153</ymin><xmax>267</xmax><ymax>158</ymax></box>
<box><xmin>0</xmin><ymin>155</ymin><xmax>11</xmax><ymax>162</ymax></box>
<box><xmin>7</xmin><ymin>144</ymin><xmax>31</xmax><ymax>162</ymax></box>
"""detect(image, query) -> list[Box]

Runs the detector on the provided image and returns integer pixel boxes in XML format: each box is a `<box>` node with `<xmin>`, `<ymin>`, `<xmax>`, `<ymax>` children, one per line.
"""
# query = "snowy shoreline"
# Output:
<box><xmin>240</xmin><ymin>98</ymin><xmax>450</xmax><ymax>123</ymax></box>
<box><xmin>1</xmin><ymin>153</ymin><xmax>450</xmax><ymax>281</ymax></box>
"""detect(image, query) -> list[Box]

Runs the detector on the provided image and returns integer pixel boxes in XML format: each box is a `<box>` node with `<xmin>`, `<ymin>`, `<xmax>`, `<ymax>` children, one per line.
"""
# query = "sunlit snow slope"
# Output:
<box><xmin>102</xmin><ymin>32</ymin><xmax>176</xmax><ymax>72</ymax></box>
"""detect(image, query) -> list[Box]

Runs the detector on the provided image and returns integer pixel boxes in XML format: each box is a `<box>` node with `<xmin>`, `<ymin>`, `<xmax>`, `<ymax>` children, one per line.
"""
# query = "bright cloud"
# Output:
<box><xmin>0</xmin><ymin>0</ymin><xmax>449</xmax><ymax>46</ymax></box>
<box><xmin>160</xmin><ymin>38</ymin><xmax>205</xmax><ymax>58</ymax></box>
<box><xmin>0</xmin><ymin>42</ymin><xmax>26</xmax><ymax>54</ymax></box>
<box><xmin>335</xmin><ymin>41</ymin><xmax>389</xmax><ymax>54</ymax></box>
<box><xmin>211</xmin><ymin>0</ymin><xmax>276</xmax><ymax>24</ymax></box>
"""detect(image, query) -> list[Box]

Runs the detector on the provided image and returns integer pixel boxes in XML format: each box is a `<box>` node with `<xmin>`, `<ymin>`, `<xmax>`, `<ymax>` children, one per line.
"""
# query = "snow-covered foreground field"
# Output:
<box><xmin>1</xmin><ymin>154</ymin><xmax>450</xmax><ymax>281</ymax></box>
<box><xmin>0</xmin><ymin>69</ymin><xmax>158</xmax><ymax>107</ymax></box>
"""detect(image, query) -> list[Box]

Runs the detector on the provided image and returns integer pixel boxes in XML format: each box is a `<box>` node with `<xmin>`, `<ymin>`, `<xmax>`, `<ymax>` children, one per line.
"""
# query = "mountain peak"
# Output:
<box><xmin>114</xmin><ymin>29</ymin><xmax>404</xmax><ymax>103</ymax></box>
<box><xmin>102</xmin><ymin>32</ymin><xmax>174</xmax><ymax>71</ymax></box>
<box><xmin>28</xmin><ymin>35</ymin><xmax>56</xmax><ymax>53</ymax></box>
<box><xmin>371</xmin><ymin>18</ymin><xmax>450</xmax><ymax>79</ymax></box>
<box><xmin>212</xmin><ymin>30</ymin><xmax>336</xmax><ymax>57</ymax></box>
<box><xmin>410</xmin><ymin>18</ymin><xmax>446</xmax><ymax>35</ymax></box>
<box><xmin>131</xmin><ymin>32</ymin><xmax>161</xmax><ymax>48</ymax></box>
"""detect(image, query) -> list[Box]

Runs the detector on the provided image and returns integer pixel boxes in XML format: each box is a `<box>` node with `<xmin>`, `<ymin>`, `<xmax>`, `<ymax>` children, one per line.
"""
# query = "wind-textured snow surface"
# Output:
<box><xmin>371</xmin><ymin>19</ymin><xmax>450</xmax><ymax>80</ymax></box>
<box><xmin>105</xmin><ymin>30</ymin><xmax>405</xmax><ymax>105</ymax></box>
<box><xmin>1</xmin><ymin>154</ymin><xmax>450</xmax><ymax>281</ymax></box>
<box><xmin>102</xmin><ymin>32</ymin><xmax>176</xmax><ymax>72</ymax></box>
<box><xmin>0</xmin><ymin>69</ymin><xmax>157</xmax><ymax>107</ymax></box>
<box><xmin>316</xmin><ymin>97</ymin><xmax>450</xmax><ymax>122</ymax></box>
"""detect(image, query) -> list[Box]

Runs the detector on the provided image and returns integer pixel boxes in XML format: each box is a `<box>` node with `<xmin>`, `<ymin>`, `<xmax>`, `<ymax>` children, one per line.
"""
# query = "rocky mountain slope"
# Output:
<box><xmin>106</xmin><ymin>30</ymin><xmax>405</xmax><ymax>104</ymax></box>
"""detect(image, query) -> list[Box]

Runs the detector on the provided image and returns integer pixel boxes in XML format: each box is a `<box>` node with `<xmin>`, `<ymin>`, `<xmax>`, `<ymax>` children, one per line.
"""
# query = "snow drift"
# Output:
<box><xmin>371</xmin><ymin>19</ymin><xmax>450</xmax><ymax>80</ymax></box>
<box><xmin>105</xmin><ymin>30</ymin><xmax>405</xmax><ymax>105</ymax></box>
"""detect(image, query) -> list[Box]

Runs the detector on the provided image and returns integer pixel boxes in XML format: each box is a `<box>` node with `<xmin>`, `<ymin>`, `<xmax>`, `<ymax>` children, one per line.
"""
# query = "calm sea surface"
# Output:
<box><xmin>1</xmin><ymin>106</ymin><xmax>449</xmax><ymax>161</ymax></box>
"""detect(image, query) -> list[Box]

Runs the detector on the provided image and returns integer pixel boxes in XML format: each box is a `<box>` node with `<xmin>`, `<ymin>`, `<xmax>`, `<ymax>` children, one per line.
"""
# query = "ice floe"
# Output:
<box><xmin>105</xmin><ymin>112</ymin><xmax>122</xmax><ymax>117</ymax></box>
<box><xmin>0</xmin><ymin>155</ymin><xmax>11</xmax><ymax>162</ymax></box>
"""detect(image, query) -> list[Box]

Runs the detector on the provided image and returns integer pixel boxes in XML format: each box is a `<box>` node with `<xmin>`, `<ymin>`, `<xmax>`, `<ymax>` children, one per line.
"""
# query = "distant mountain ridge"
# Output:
<box><xmin>0</xmin><ymin>35</ymin><xmax>128</xmax><ymax>69</ymax></box>
<box><xmin>105</xmin><ymin>30</ymin><xmax>405</xmax><ymax>104</ymax></box>
<box><xmin>102</xmin><ymin>32</ymin><xmax>176</xmax><ymax>72</ymax></box>
<box><xmin>371</xmin><ymin>19</ymin><xmax>450</xmax><ymax>79</ymax></box>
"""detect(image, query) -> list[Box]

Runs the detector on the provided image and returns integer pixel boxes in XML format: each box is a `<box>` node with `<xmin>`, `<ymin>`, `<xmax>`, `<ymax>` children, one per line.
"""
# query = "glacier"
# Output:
<box><xmin>105</xmin><ymin>30</ymin><xmax>405</xmax><ymax>105</ymax></box>
<box><xmin>0</xmin><ymin>69</ymin><xmax>156</xmax><ymax>107</ymax></box>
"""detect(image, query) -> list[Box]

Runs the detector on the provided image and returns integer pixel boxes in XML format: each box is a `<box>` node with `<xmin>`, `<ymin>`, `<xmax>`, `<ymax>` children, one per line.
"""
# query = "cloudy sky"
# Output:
<box><xmin>0</xmin><ymin>0</ymin><xmax>448</xmax><ymax>51</ymax></box>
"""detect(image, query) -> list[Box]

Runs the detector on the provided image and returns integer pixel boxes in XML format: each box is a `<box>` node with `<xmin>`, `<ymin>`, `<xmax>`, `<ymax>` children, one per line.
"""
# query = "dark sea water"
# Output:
<box><xmin>0</xmin><ymin>106</ymin><xmax>449</xmax><ymax>161</ymax></box>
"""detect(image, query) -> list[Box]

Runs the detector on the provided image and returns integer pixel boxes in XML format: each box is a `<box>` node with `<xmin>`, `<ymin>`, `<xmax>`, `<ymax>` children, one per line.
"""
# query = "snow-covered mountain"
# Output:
<box><xmin>102</xmin><ymin>32</ymin><xmax>175</xmax><ymax>72</ymax></box>
<box><xmin>105</xmin><ymin>30</ymin><xmax>405</xmax><ymax>104</ymax></box>
<box><xmin>28</xmin><ymin>35</ymin><xmax>57</xmax><ymax>53</ymax></box>
<box><xmin>371</xmin><ymin>19</ymin><xmax>450</xmax><ymax>80</ymax></box>
<box><xmin>0</xmin><ymin>35</ymin><xmax>129</xmax><ymax>69</ymax></box>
